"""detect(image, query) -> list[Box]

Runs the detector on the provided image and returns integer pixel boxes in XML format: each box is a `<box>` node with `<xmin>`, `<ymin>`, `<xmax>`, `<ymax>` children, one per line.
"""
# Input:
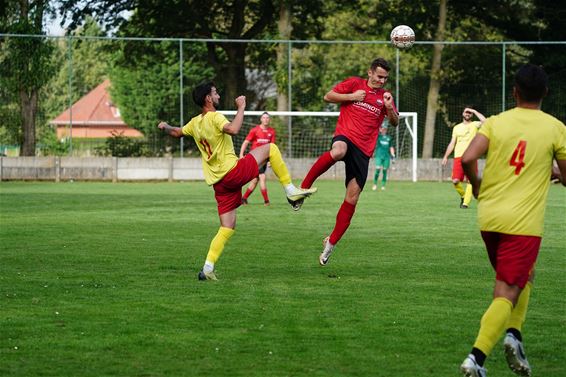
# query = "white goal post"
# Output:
<box><xmin>219</xmin><ymin>111</ymin><xmax>418</xmax><ymax>182</ymax></box>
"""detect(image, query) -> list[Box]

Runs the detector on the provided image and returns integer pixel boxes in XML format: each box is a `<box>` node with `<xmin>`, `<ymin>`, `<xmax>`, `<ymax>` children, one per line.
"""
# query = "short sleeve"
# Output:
<box><xmin>181</xmin><ymin>119</ymin><xmax>193</xmax><ymax>137</ymax></box>
<box><xmin>245</xmin><ymin>127</ymin><xmax>256</xmax><ymax>141</ymax></box>
<box><xmin>271</xmin><ymin>129</ymin><xmax>276</xmax><ymax>143</ymax></box>
<box><xmin>478</xmin><ymin>117</ymin><xmax>493</xmax><ymax>140</ymax></box>
<box><xmin>333</xmin><ymin>77</ymin><xmax>357</xmax><ymax>94</ymax></box>
<box><xmin>212</xmin><ymin>112</ymin><xmax>229</xmax><ymax>132</ymax></box>
<box><xmin>554</xmin><ymin>122</ymin><xmax>566</xmax><ymax>160</ymax></box>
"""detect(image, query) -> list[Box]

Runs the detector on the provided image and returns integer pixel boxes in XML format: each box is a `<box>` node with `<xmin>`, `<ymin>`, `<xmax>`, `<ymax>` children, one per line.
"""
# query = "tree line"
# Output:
<box><xmin>1</xmin><ymin>0</ymin><xmax>564</xmax><ymax>157</ymax></box>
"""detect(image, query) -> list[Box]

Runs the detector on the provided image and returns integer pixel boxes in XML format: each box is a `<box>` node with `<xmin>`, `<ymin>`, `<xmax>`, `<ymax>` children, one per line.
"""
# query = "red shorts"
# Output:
<box><xmin>213</xmin><ymin>154</ymin><xmax>259</xmax><ymax>215</ymax></box>
<box><xmin>481</xmin><ymin>231</ymin><xmax>541</xmax><ymax>288</ymax></box>
<box><xmin>452</xmin><ymin>157</ymin><xmax>477</xmax><ymax>181</ymax></box>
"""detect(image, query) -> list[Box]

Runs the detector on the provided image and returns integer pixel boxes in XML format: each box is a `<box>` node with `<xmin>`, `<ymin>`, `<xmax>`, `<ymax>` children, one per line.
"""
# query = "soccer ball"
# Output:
<box><xmin>390</xmin><ymin>25</ymin><xmax>415</xmax><ymax>50</ymax></box>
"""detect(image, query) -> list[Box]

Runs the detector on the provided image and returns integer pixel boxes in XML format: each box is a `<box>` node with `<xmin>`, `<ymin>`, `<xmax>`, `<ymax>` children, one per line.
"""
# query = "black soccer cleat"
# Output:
<box><xmin>287</xmin><ymin>197</ymin><xmax>304</xmax><ymax>211</ymax></box>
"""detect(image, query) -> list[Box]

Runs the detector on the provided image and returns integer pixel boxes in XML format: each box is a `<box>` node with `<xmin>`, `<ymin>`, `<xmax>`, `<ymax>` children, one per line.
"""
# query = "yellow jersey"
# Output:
<box><xmin>477</xmin><ymin>107</ymin><xmax>566</xmax><ymax>236</ymax></box>
<box><xmin>182</xmin><ymin>111</ymin><xmax>238</xmax><ymax>185</ymax></box>
<box><xmin>452</xmin><ymin>121</ymin><xmax>481</xmax><ymax>158</ymax></box>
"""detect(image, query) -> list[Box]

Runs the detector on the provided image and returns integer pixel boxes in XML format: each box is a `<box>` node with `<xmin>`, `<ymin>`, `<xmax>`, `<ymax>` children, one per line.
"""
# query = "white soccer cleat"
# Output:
<box><xmin>504</xmin><ymin>333</ymin><xmax>531</xmax><ymax>376</ymax></box>
<box><xmin>319</xmin><ymin>237</ymin><xmax>335</xmax><ymax>266</ymax></box>
<box><xmin>198</xmin><ymin>269</ymin><xmax>218</xmax><ymax>281</ymax></box>
<box><xmin>372</xmin><ymin>184</ymin><xmax>377</xmax><ymax>191</ymax></box>
<box><xmin>286</xmin><ymin>186</ymin><xmax>317</xmax><ymax>202</ymax></box>
<box><xmin>460</xmin><ymin>355</ymin><xmax>487</xmax><ymax>377</ymax></box>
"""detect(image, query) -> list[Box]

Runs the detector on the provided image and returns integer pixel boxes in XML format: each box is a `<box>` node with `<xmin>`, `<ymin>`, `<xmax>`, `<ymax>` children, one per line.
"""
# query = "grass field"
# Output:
<box><xmin>1</xmin><ymin>180</ymin><xmax>564</xmax><ymax>377</ymax></box>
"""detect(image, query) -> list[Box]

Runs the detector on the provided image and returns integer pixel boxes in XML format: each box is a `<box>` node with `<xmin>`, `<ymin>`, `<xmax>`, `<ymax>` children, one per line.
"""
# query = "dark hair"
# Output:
<box><xmin>261</xmin><ymin>111</ymin><xmax>269</xmax><ymax>116</ymax></box>
<box><xmin>514</xmin><ymin>64</ymin><xmax>548</xmax><ymax>102</ymax></box>
<box><xmin>192</xmin><ymin>81</ymin><xmax>215</xmax><ymax>107</ymax></box>
<box><xmin>370</xmin><ymin>58</ymin><xmax>391</xmax><ymax>72</ymax></box>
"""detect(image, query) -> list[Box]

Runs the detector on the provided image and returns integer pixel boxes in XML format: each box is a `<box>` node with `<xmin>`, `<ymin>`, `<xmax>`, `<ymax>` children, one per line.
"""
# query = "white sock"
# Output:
<box><xmin>204</xmin><ymin>261</ymin><xmax>214</xmax><ymax>273</ymax></box>
<box><xmin>284</xmin><ymin>183</ymin><xmax>298</xmax><ymax>195</ymax></box>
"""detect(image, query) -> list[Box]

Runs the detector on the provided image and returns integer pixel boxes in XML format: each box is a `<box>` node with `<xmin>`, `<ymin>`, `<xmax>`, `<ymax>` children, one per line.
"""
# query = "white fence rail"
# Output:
<box><xmin>0</xmin><ymin>157</ymin><xmax>484</xmax><ymax>182</ymax></box>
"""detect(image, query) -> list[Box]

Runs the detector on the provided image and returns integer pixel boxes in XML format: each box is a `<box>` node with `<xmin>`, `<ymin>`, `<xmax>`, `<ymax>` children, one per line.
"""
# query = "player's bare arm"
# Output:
<box><xmin>223</xmin><ymin>96</ymin><xmax>246</xmax><ymax>135</ymax></box>
<box><xmin>465</xmin><ymin>107</ymin><xmax>487</xmax><ymax>124</ymax></box>
<box><xmin>239</xmin><ymin>139</ymin><xmax>250</xmax><ymax>159</ymax></box>
<box><xmin>553</xmin><ymin>159</ymin><xmax>566</xmax><ymax>186</ymax></box>
<box><xmin>157</xmin><ymin>121</ymin><xmax>183</xmax><ymax>138</ymax></box>
<box><xmin>462</xmin><ymin>134</ymin><xmax>489</xmax><ymax>198</ymax></box>
<box><xmin>442</xmin><ymin>137</ymin><xmax>456</xmax><ymax>165</ymax></box>
<box><xmin>324</xmin><ymin>89</ymin><xmax>365</xmax><ymax>103</ymax></box>
<box><xmin>384</xmin><ymin>92</ymin><xmax>399</xmax><ymax>127</ymax></box>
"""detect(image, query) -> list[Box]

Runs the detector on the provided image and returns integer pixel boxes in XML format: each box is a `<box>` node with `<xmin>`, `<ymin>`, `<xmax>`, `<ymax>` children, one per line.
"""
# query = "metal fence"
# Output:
<box><xmin>1</xmin><ymin>34</ymin><xmax>565</xmax><ymax>158</ymax></box>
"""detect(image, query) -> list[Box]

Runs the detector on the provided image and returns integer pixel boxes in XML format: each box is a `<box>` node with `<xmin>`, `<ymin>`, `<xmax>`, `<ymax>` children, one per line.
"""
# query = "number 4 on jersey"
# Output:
<box><xmin>509</xmin><ymin>140</ymin><xmax>527</xmax><ymax>175</ymax></box>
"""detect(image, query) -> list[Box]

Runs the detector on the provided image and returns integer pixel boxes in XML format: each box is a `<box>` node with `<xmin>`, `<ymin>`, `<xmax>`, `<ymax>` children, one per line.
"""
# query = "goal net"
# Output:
<box><xmin>219</xmin><ymin>111</ymin><xmax>418</xmax><ymax>182</ymax></box>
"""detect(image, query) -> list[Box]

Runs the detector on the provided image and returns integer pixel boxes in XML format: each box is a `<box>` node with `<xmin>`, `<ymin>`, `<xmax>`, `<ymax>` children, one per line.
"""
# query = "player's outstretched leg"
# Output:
<box><xmin>267</xmin><ymin>144</ymin><xmax>317</xmax><ymax>209</ymax></box>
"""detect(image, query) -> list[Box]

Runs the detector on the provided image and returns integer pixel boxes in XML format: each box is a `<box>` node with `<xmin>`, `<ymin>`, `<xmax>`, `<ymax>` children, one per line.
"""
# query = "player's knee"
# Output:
<box><xmin>330</xmin><ymin>142</ymin><xmax>347</xmax><ymax>159</ymax></box>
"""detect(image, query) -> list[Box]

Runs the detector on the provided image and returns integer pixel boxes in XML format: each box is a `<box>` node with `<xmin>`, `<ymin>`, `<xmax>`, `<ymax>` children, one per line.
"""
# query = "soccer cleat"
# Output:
<box><xmin>372</xmin><ymin>184</ymin><xmax>377</xmax><ymax>191</ymax></box>
<box><xmin>460</xmin><ymin>355</ymin><xmax>487</xmax><ymax>377</ymax></box>
<box><xmin>198</xmin><ymin>269</ymin><xmax>218</xmax><ymax>281</ymax></box>
<box><xmin>287</xmin><ymin>198</ymin><xmax>304</xmax><ymax>211</ymax></box>
<box><xmin>319</xmin><ymin>237</ymin><xmax>335</xmax><ymax>266</ymax></box>
<box><xmin>241</xmin><ymin>198</ymin><xmax>248</xmax><ymax>205</ymax></box>
<box><xmin>504</xmin><ymin>333</ymin><xmax>531</xmax><ymax>376</ymax></box>
<box><xmin>459</xmin><ymin>197</ymin><xmax>465</xmax><ymax>208</ymax></box>
<box><xmin>381</xmin><ymin>186</ymin><xmax>386</xmax><ymax>191</ymax></box>
<box><xmin>286</xmin><ymin>187</ymin><xmax>317</xmax><ymax>211</ymax></box>
<box><xmin>461</xmin><ymin>203</ymin><xmax>469</xmax><ymax>209</ymax></box>
<box><xmin>286</xmin><ymin>186</ymin><xmax>317</xmax><ymax>202</ymax></box>
<box><xmin>264</xmin><ymin>201</ymin><xmax>270</xmax><ymax>206</ymax></box>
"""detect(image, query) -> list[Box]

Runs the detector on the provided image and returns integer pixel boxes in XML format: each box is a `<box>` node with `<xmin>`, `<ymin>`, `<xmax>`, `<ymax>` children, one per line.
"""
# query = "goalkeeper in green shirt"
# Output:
<box><xmin>372</xmin><ymin>125</ymin><xmax>395</xmax><ymax>191</ymax></box>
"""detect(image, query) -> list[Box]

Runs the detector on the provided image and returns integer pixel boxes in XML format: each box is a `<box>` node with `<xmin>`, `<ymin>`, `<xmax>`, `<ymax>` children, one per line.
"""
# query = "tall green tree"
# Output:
<box><xmin>0</xmin><ymin>0</ymin><xmax>56</xmax><ymax>155</ymax></box>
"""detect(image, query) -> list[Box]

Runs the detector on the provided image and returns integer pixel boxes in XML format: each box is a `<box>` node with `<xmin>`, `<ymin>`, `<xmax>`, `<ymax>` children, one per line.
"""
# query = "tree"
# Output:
<box><xmin>0</xmin><ymin>0</ymin><xmax>56</xmax><ymax>155</ymax></box>
<box><xmin>421</xmin><ymin>0</ymin><xmax>446</xmax><ymax>159</ymax></box>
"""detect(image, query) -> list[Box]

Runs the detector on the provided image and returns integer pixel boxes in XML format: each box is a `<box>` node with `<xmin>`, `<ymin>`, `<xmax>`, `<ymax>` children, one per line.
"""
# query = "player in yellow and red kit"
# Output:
<box><xmin>158</xmin><ymin>82</ymin><xmax>316</xmax><ymax>281</ymax></box>
<box><xmin>459</xmin><ymin>64</ymin><xmax>566</xmax><ymax>377</ymax></box>
<box><xmin>442</xmin><ymin>107</ymin><xmax>486</xmax><ymax>208</ymax></box>
<box><xmin>239</xmin><ymin>112</ymin><xmax>276</xmax><ymax>206</ymax></box>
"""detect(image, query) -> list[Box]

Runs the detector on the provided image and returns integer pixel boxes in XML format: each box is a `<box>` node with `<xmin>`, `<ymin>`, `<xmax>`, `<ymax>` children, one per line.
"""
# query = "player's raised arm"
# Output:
<box><xmin>223</xmin><ymin>95</ymin><xmax>246</xmax><ymax>135</ymax></box>
<box><xmin>157</xmin><ymin>121</ymin><xmax>183</xmax><ymax>138</ymax></box>
<box><xmin>324</xmin><ymin>89</ymin><xmax>365</xmax><ymax>103</ymax></box>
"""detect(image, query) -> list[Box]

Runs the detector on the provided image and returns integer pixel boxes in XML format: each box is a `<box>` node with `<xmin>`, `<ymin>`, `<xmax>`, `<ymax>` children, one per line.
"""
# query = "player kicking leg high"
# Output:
<box><xmin>158</xmin><ymin>81</ymin><xmax>317</xmax><ymax>280</ymax></box>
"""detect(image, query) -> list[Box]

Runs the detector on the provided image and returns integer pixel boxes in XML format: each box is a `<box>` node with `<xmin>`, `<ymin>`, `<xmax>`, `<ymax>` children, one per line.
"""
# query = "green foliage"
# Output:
<box><xmin>37</xmin><ymin>127</ymin><xmax>70</xmax><ymax>156</ymax></box>
<box><xmin>94</xmin><ymin>131</ymin><xmax>150</xmax><ymax>157</ymax></box>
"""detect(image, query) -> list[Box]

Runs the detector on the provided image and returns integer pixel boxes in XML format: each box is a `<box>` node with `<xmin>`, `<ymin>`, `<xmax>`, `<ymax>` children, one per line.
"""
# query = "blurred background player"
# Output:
<box><xmin>459</xmin><ymin>64</ymin><xmax>566</xmax><ymax>377</ymax></box>
<box><xmin>442</xmin><ymin>107</ymin><xmax>486</xmax><ymax>208</ymax></box>
<box><xmin>293</xmin><ymin>58</ymin><xmax>399</xmax><ymax>266</ymax></box>
<box><xmin>158</xmin><ymin>81</ymin><xmax>317</xmax><ymax>281</ymax></box>
<box><xmin>239</xmin><ymin>112</ymin><xmax>276</xmax><ymax>206</ymax></box>
<box><xmin>372</xmin><ymin>123</ymin><xmax>395</xmax><ymax>191</ymax></box>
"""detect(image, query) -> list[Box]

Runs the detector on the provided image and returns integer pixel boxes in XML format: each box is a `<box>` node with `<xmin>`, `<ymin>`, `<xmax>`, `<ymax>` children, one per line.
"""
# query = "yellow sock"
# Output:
<box><xmin>473</xmin><ymin>297</ymin><xmax>513</xmax><ymax>356</ymax></box>
<box><xmin>463</xmin><ymin>184</ymin><xmax>473</xmax><ymax>205</ymax></box>
<box><xmin>507</xmin><ymin>282</ymin><xmax>532</xmax><ymax>331</ymax></box>
<box><xmin>205</xmin><ymin>227</ymin><xmax>235</xmax><ymax>266</ymax></box>
<box><xmin>454</xmin><ymin>182</ymin><xmax>465</xmax><ymax>197</ymax></box>
<box><xmin>269</xmin><ymin>143</ymin><xmax>292</xmax><ymax>186</ymax></box>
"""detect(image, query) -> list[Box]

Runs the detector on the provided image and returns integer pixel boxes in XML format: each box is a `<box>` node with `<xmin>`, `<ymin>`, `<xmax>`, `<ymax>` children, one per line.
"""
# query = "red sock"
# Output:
<box><xmin>329</xmin><ymin>200</ymin><xmax>356</xmax><ymax>245</ymax></box>
<box><xmin>261</xmin><ymin>189</ymin><xmax>269</xmax><ymax>202</ymax></box>
<box><xmin>301</xmin><ymin>151</ymin><xmax>336</xmax><ymax>189</ymax></box>
<box><xmin>243</xmin><ymin>188</ymin><xmax>253</xmax><ymax>199</ymax></box>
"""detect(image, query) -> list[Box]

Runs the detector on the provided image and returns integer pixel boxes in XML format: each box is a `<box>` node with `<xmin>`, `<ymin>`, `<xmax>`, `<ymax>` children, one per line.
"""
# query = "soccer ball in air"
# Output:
<box><xmin>390</xmin><ymin>25</ymin><xmax>415</xmax><ymax>50</ymax></box>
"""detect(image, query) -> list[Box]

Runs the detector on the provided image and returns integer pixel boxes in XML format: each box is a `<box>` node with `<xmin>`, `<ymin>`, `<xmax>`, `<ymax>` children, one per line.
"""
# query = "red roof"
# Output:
<box><xmin>51</xmin><ymin>79</ymin><xmax>143</xmax><ymax>138</ymax></box>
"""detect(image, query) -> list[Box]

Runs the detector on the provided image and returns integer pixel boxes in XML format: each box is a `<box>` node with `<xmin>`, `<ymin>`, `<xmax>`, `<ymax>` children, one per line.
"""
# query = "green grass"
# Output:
<box><xmin>1</xmin><ymin>181</ymin><xmax>564</xmax><ymax>377</ymax></box>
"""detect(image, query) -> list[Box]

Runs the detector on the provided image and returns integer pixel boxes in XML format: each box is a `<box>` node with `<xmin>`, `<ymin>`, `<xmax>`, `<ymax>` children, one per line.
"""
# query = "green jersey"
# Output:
<box><xmin>375</xmin><ymin>134</ymin><xmax>393</xmax><ymax>159</ymax></box>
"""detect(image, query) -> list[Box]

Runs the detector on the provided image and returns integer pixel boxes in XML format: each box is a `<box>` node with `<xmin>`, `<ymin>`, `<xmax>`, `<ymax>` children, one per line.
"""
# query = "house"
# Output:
<box><xmin>51</xmin><ymin>79</ymin><xmax>143</xmax><ymax>139</ymax></box>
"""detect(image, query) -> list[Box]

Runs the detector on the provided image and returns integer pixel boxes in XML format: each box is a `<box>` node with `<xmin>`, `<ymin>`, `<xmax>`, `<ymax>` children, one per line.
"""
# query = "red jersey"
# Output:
<box><xmin>333</xmin><ymin>77</ymin><xmax>397</xmax><ymax>157</ymax></box>
<box><xmin>245</xmin><ymin>125</ymin><xmax>276</xmax><ymax>150</ymax></box>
